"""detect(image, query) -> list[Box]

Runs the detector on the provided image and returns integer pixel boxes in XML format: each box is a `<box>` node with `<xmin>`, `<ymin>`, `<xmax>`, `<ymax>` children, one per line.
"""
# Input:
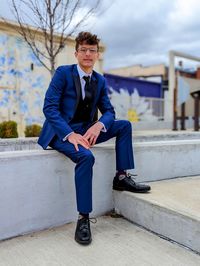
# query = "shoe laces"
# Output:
<box><xmin>79</xmin><ymin>217</ymin><xmax>97</xmax><ymax>231</ymax></box>
<box><xmin>126</xmin><ymin>173</ymin><xmax>137</xmax><ymax>183</ymax></box>
<box><xmin>89</xmin><ymin>217</ymin><xmax>97</xmax><ymax>224</ymax></box>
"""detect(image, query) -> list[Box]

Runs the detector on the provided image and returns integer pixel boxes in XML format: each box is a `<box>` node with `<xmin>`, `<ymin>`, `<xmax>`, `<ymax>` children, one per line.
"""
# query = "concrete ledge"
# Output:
<box><xmin>113</xmin><ymin>176</ymin><xmax>200</xmax><ymax>253</ymax></box>
<box><xmin>0</xmin><ymin>148</ymin><xmax>115</xmax><ymax>240</ymax></box>
<box><xmin>1</xmin><ymin>129</ymin><xmax>200</xmax><ymax>152</ymax></box>
<box><xmin>1</xmin><ymin>139</ymin><xmax>200</xmax><ymax>240</ymax></box>
<box><xmin>0</xmin><ymin>139</ymin><xmax>200</xmax><ymax>181</ymax></box>
<box><xmin>0</xmin><ymin>137</ymin><xmax>41</xmax><ymax>152</ymax></box>
<box><xmin>134</xmin><ymin>139</ymin><xmax>200</xmax><ymax>182</ymax></box>
<box><xmin>114</xmin><ymin>192</ymin><xmax>200</xmax><ymax>253</ymax></box>
<box><xmin>98</xmin><ymin>139</ymin><xmax>200</xmax><ymax>182</ymax></box>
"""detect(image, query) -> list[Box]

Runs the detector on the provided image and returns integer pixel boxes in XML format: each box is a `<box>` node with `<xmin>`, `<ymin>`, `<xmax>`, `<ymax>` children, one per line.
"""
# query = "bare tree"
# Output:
<box><xmin>9</xmin><ymin>0</ymin><xmax>102</xmax><ymax>76</ymax></box>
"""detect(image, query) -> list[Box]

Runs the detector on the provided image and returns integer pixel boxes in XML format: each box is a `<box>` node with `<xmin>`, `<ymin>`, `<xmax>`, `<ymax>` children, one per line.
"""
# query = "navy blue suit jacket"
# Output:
<box><xmin>38</xmin><ymin>64</ymin><xmax>115</xmax><ymax>149</ymax></box>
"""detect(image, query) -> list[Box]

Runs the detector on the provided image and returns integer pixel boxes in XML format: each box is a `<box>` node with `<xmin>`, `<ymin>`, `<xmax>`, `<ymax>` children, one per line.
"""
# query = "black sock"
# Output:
<box><xmin>116</xmin><ymin>170</ymin><xmax>126</xmax><ymax>176</ymax></box>
<box><xmin>116</xmin><ymin>170</ymin><xmax>126</xmax><ymax>180</ymax></box>
<box><xmin>79</xmin><ymin>213</ymin><xmax>89</xmax><ymax>219</ymax></box>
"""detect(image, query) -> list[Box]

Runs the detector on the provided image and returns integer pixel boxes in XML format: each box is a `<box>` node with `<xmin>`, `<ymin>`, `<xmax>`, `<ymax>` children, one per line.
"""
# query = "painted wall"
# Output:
<box><xmin>104</xmin><ymin>73</ymin><xmax>164</xmax><ymax>122</ymax></box>
<box><xmin>0</xmin><ymin>32</ymin><xmax>50</xmax><ymax>135</ymax></box>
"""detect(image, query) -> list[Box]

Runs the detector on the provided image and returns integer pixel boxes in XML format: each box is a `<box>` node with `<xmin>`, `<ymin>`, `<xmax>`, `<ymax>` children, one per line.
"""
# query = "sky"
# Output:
<box><xmin>1</xmin><ymin>0</ymin><xmax>200</xmax><ymax>71</ymax></box>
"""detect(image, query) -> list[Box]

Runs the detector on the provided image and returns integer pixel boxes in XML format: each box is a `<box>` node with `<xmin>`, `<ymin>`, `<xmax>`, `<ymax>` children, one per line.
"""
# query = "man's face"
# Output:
<box><xmin>75</xmin><ymin>43</ymin><xmax>99</xmax><ymax>71</ymax></box>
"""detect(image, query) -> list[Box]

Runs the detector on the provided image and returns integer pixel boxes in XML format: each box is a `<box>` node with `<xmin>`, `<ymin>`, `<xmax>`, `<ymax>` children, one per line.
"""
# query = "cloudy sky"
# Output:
<box><xmin>1</xmin><ymin>0</ymin><xmax>200</xmax><ymax>71</ymax></box>
<box><xmin>91</xmin><ymin>0</ymin><xmax>200</xmax><ymax>70</ymax></box>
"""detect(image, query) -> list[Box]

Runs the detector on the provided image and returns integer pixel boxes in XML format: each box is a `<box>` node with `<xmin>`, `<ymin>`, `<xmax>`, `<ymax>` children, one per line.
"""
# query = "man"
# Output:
<box><xmin>38</xmin><ymin>31</ymin><xmax>151</xmax><ymax>245</ymax></box>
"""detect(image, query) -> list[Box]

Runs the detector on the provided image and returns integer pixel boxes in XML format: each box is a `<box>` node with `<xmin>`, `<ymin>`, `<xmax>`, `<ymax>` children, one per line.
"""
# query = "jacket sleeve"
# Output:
<box><xmin>97</xmin><ymin>78</ymin><xmax>115</xmax><ymax>130</ymax></box>
<box><xmin>43</xmin><ymin>67</ymin><xmax>73</xmax><ymax>140</ymax></box>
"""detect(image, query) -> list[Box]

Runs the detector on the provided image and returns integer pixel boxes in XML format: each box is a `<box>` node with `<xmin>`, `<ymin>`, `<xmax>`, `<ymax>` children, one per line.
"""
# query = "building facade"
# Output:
<box><xmin>0</xmin><ymin>20</ymin><xmax>104</xmax><ymax>136</ymax></box>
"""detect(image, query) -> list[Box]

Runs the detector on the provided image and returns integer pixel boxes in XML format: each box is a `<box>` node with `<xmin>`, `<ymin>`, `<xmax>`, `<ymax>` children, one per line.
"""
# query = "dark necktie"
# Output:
<box><xmin>83</xmin><ymin>76</ymin><xmax>92</xmax><ymax>102</ymax></box>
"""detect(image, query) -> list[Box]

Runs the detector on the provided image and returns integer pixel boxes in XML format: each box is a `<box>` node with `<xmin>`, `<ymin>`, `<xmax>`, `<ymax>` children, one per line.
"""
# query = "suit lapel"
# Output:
<box><xmin>72</xmin><ymin>66</ymin><xmax>81</xmax><ymax>111</ymax></box>
<box><xmin>90</xmin><ymin>74</ymin><xmax>99</xmax><ymax>121</ymax></box>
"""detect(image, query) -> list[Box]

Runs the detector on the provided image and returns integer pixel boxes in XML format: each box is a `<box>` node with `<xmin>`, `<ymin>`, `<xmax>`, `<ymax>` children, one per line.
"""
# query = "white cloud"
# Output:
<box><xmin>1</xmin><ymin>0</ymin><xmax>200</xmax><ymax>71</ymax></box>
<box><xmin>88</xmin><ymin>0</ymin><xmax>200</xmax><ymax>70</ymax></box>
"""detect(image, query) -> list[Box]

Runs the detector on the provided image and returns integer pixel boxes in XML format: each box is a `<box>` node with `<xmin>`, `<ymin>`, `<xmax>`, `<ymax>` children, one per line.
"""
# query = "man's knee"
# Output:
<box><xmin>119</xmin><ymin>120</ymin><xmax>132</xmax><ymax>131</ymax></box>
<box><xmin>79</xmin><ymin>149</ymin><xmax>95</xmax><ymax>164</ymax></box>
<box><xmin>124</xmin><ymin>120</ymin><xmax>132</xmax><ymax>128</ymax></box>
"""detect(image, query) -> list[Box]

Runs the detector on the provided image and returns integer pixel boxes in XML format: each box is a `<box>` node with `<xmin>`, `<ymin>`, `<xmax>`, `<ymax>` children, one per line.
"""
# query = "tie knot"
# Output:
<box><xmin>83</xmin><ymin>76</ymin><xmax>90</xmax><ymax>83</ymax></box>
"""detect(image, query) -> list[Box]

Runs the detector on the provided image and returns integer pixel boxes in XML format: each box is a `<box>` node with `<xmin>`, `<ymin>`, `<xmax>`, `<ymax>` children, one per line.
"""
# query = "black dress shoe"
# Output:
<box><xmin>113</xmin><ymin>173</ymin><xmax>151</xmax><ymax>193</ymax></box>
<box><xmin>75</xmin><ymin>217</ymin><xmax>92</xmax><ymax>245</ymax></box>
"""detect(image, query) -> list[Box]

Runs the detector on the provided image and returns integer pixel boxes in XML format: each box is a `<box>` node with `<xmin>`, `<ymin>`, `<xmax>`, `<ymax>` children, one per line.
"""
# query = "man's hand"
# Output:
<box><xmin>83</xmin><ymin>122</ymin><xmax>103</xmax><ymax>146</ymax></box>
<box><xmin>68</xmin><ymin>132</ymin><xmax>90</xmax><ymax>151</ymax></box>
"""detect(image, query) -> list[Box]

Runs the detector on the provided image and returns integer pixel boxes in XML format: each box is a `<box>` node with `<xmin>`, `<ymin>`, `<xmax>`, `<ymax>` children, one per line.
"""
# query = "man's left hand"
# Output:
<box><xmin>83</xmin><ymin>122</ymin><xmax>103</xmax><ymax>146</ymax></box>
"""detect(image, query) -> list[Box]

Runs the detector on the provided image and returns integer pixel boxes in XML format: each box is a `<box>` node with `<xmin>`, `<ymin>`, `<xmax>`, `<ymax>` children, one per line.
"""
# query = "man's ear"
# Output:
<box><xmin>75</xmin><ymin>51</ymin><xmax>77</xmax><ymax>58</ymax></box>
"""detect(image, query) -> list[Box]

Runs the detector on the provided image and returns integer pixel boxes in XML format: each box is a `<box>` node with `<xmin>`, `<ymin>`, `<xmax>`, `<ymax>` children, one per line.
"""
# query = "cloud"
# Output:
<box><xmin>87</xmin><ymin>0</ymin><xmax>200</xmax><ymax>70</ymax></box>
<box><xmin>2</xmin><ymin>0</ymin><xmax>200</xmax><ymax>71</ymax></box>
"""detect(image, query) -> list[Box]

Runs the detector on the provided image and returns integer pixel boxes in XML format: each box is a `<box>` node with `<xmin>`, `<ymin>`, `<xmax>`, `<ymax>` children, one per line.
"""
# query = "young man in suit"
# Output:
<box><xmin>38</xmin><ymin>31</ymin><xmax>151</xmax><ymax>245</ymax></box>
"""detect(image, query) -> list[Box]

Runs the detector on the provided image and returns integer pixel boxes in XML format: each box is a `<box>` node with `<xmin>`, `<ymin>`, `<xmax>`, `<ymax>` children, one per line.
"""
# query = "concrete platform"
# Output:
<box><xmin>1</xmin><ymin>129</ymin><xmax>200</xmax><ymax>152</ymax></box>
<box><xmin>133</xmin><ymin>129</ymin><xmax>200</xmax><ymax>142</ymax></box>
<box><xmin>0</xmin><ymin>148</ymin><xmax>115</xmax><ymax>241</ymax></box>
<box><xmin>1</xmin><ymin>137</ymin><xmax>200</xmax><ymax>241</ymax></box>
<box><xmin>114</xmin><ymin>176</ymin><xmax>200</xmax><ymax>253</ymax></box>
<box><xmin>0</xmin><ymin>216</ymin><xmax>199</xmax><ymax>266</ymax></box>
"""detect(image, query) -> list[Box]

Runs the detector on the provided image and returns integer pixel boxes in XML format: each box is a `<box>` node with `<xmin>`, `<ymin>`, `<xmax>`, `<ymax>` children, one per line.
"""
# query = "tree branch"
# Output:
<box><xmin>6</xmin><ymin>0</ymin><xmax>103</xmax><ymax>76</ymax></box>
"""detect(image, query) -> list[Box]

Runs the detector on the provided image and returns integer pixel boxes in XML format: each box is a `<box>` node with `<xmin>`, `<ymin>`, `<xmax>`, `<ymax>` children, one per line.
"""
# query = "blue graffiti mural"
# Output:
<box><xmin>0</xmin><ymin>33</ymin><xmax>47</xmax><ymax>126</ymax></box>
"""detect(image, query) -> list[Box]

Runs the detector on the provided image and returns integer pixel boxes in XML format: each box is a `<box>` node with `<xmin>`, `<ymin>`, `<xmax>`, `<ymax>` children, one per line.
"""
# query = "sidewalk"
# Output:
<box><xmin>0</xmin><ymin>216</ymin><xmax>199</xmax><ymax>266</ymax></box>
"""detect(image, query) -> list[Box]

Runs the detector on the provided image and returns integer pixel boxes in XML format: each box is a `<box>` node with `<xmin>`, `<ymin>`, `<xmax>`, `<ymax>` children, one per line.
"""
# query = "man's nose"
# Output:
<box><xmin>85</xmin><ymin>49</ymin><xmax>91</xmax><ymax>55</ymax></box>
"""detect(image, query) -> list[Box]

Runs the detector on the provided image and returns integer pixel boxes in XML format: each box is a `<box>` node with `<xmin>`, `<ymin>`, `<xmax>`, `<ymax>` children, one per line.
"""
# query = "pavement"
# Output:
<box><xmin>0</xmin><ymin>216</ymin><xmax>199</xmax><ymax>266</ymax></box>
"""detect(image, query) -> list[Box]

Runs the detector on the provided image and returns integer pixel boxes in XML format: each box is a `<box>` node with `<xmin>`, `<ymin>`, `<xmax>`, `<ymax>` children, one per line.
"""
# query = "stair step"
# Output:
<box><xmin>1</xmin><ymin>129</ymin><xmax>200</xmax><ymax>152</ymax></box>
<box><xmin>114</xmin><ymin>176</ymin><xmax>200</xmax><ymax>253</ymax></box>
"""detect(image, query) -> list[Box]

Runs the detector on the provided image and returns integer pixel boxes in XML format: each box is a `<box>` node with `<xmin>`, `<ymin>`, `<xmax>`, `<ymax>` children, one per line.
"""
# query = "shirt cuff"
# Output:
<box><xmin>63</xmin><ymin>132</ymin><xmax>74</xmax><ymax>141</ymax></box>
<box><xmin>98</xmin><ymin>121</ymin><xmax>107</xmax><ymax>132</ymax></box>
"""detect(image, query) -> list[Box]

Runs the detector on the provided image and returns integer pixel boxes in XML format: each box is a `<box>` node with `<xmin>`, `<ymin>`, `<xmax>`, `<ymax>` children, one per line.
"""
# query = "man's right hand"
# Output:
<box><xmin>68</xmin><ymin>132</ymin><xmax>90</xmax><ymax>151</ymax></box>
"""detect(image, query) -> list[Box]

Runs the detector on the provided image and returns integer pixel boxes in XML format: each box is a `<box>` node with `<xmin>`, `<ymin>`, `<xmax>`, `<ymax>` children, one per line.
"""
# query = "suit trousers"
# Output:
<box><xmin>49</xmin><ymin>119</ymin><xmax>135</xmax><ymax>213</ymax></box>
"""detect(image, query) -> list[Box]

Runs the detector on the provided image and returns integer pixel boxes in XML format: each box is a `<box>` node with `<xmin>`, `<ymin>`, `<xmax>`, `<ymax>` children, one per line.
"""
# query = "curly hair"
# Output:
<box><xmin>75</xmin><ymin>31</ymin><xmax>100</xmax><ymax>51</ymax></box>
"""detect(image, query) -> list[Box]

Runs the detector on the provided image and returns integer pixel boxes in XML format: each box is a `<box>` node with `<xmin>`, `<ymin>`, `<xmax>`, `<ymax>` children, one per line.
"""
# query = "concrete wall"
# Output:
<box><xmin>1</xmin><ymin>138</ymin><xmax>200</xmax><ymax>240</ymax></box>
<box><xmin>0</xmin><ymin>147</ymin><xmax>115</xmax><ymax>240</ymax></box>
<box><xmin>134</xmin><ymin>139</ymin><xmax>200</xmax><ymax>181</ymax></box>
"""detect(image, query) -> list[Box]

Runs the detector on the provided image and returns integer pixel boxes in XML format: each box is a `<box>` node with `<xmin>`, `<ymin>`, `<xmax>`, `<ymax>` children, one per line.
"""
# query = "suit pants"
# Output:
<box><xmin>49</xmin><ymin>120</ymin><xmax>134</xmax><ymax>213</ymax></box>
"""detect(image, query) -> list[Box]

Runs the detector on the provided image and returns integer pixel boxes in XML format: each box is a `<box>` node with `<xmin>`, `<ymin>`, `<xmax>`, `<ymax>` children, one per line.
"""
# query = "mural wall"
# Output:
<box><xmin>104</xmin><ymin>73</ymin><xmax>164</xmax><ymax>122</ymax></box>
<box><xmin>0</xmin><ymin>32</ymin><xmax>49</xmax><ymax>135</ymax></box>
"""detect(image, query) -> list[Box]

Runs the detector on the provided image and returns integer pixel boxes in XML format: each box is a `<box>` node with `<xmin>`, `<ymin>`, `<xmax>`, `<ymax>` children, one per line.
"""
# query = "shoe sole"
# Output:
<box><xmin>75</xmin><ymin>237</ymin><xmax>92</xmax><ymax>245</ymax></box>
<box><xmin>113</xmin><ymin>186</ymin><xmax>151</xmax><ymax>193</ymax></box>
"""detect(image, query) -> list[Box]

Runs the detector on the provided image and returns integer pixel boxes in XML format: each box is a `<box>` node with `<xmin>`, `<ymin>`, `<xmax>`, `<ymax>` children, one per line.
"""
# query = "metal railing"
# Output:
<box><xmin>144</xmin><ymin>97</ymin><xmax>164</xmax><ymax>120</ymax></box>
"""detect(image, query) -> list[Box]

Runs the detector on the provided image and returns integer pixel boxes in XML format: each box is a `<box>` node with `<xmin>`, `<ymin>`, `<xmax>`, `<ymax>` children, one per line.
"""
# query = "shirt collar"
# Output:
<box><xmin>77</xmin><ymin>64</ymin><xmax>93</xmax><ymax>79</ymax></box>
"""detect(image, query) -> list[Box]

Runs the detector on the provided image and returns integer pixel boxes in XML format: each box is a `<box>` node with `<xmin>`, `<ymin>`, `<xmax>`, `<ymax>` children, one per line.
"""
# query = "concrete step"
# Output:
<box><xmin>0</xmin><ymin>148</ymin><xmax>115</xmax><ymax>241</ymax></box>
<box><xmin>1</xmin><ymin>129</ymin><xmax>200</xmax><ymax>151</ymax></box>
<box><xmin>0</xmin><ymin>216</ymin><xmax>199</xmax><ymax>266</ymax></box>
<box><xmin>1</xmin><ymin>139</ymin><xmax>200</xmax><ymax>240</ymax></box>
<box><xmin>0</xmin><ymin>137</ymin><xmax>40</xmax><ymax>152</ymax></box>
<box><xmin>1</xmin><ymin>138</ymin><xmax>200</xmax><ymax>183</ymax></box>
<box><xmin>114</xmin><ymin>176</ymin><xmax>200</xmax><ymax>253</ymax></box>
<box><xmin>133</xmin><ymin>139</ymin><xmax>200</xmax><ymax>182</ymax></box>
<box><xmin>133</xmin><ymin>129</ymin><xmax>200</xmax><ymax>142</ymax></box>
